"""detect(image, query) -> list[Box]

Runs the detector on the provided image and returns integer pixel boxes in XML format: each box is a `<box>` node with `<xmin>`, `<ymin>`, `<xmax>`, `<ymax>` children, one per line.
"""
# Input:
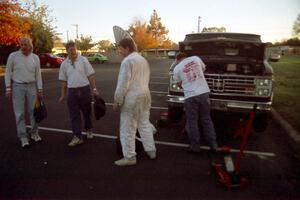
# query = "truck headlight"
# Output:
<box><xmin>170</xmin><ymin>83</ymin><xmax>182</xmax><ymax>91</ymax></box>
<box><xmin>257</xmin><ymin>89</ymin><xmax>270</xmax><ymax>96</ymax></box>
<box><xmin>256</xmin><ymin>79</ymin><xmax>271</xmax><ymax>86</ymax></box>
<box><xmin>256</xmin><ymin>78</ymin><xmax>272</xmax><ymax>96</ymax></box>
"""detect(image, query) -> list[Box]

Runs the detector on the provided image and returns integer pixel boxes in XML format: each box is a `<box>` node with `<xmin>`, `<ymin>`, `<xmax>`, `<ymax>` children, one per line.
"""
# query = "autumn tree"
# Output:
<box><xmin>97</xmin><ymin>40</ymin><xmax>114</xmax><ymax>52</ymax></box>
<box><xmin>0</xmin><ymin>0</ymin><xmax>32</xmax><ymax>46</ymax></box>
<box><xmin>24</xmin><ymin>0</ymin><xmax>56</xmax><ymax>53</ymax></box>
<box><xmin>147</xmin><ymin>10</ymin><xmax>172</xmax><ymax>49</ymax></box>
<box><xmin>202</xmin><ymin>27</ymin><xmax>226</xmax><ymax>33</ymax></box>
<box><xmin>128</xmin><ymin>20</ymin><xmax>156</xmax><ymax>51</ymax></box>
<box><xmin>75</xmin><ymin>35</ymin><xmax>95</xmax><ymax>53</ymax></box>
<box><xmin>293</xmin><ymin>14</ymin><xmax>300</xmax><ymax>38</ymax></box>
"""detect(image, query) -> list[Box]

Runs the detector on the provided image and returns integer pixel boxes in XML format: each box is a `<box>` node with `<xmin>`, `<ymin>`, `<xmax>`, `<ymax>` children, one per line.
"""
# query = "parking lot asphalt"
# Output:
<box><xmin>0</xmin><ymin>59</ymin><xmax>299</xmax><ymax>200</ymax></box>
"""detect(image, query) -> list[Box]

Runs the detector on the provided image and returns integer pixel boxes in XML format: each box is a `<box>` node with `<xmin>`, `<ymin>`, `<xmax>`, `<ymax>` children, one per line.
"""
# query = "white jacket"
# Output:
<box><xmin>114</xmin><ymin>52</ymin><xmax>150</xmax><ymax>107</ymax></box>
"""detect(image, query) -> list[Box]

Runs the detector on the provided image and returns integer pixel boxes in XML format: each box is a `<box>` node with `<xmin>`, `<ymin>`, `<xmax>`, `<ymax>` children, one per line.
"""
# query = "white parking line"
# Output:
<box><xmin>151</xmin><ymin>76</ymin><xmax>169</xmax><ymax>79</ymax></box>
<box><xmin>150</xmin><ymin>82</ymin><xmax>169</xmax><ymax>85</ymax></box>
<box><xmin>27</xmin><ymin>126</ymin><xmax>276</xmax><ymax>157</ymax></box>
<box><xmin>150</xmin><ymin>91</ymin><xmax>168</xmax><ymax>94</ymax></box>
<box><xmin>104</xmin><ymin>102</ymin><xmax>168</xmax><ymax>110</ymax></box>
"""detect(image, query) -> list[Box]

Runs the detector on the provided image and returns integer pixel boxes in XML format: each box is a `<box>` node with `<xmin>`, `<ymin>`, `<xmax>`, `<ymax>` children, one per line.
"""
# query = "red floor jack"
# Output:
<box><xmin>213</xmin><ymin>104</ymin><xmax>257</xmax><ymax>189</ymax></box>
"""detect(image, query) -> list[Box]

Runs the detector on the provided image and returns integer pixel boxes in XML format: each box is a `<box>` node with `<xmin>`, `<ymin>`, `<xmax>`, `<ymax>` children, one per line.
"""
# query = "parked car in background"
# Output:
<box><xmin>84</xmin><ymin>53</ymin><xmax>108</xmax><ymax>64</ymax></box>
<box><xmin>55</xmin><ymin>53</ymin><xmax>68</xmax><ymax>59</ymax></box>
<box><xmin>269</xmin><ymin>52</ymin><xmax>281</xmax><ymax>62</ymax></box>
<box><xmin>39</xmin><ymin>53</ymin><xmax>64</xmax><ymax>68</ymax></box>
<box><xmin>168</xmin><ymin>32</ymin><xmax>274</xmax><ymax>132</ymax></box>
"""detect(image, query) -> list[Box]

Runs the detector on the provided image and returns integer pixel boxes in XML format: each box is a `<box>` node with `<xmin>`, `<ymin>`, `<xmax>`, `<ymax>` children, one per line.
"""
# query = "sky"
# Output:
<box><xmin>25</xmin><ymin>0</ymin><xmax>300</xmax><ymax>43</ymax></box>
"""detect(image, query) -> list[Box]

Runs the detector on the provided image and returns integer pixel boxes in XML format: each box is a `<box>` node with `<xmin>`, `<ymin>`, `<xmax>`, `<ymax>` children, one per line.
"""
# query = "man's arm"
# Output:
<box><xmin>5</xmin><ymin>54</ymin><xmax>14</xmax><ymax>99</ymax></box>
<box><xmin>35</xmin><ymin>56</ymin><xmax>43</xmax><ymax>99</ymax></box>
<box><xmin>59</xmin><ymin>81</ymin><xmax>67</xmax><ymax>104</ymax></box>
<box><xmin>114</xmin><ymin>61</ymin><xmax>131</xmax><ymax>106</ymax></box>
<box><xmin>88</xmin><ymin>75</ymin><xmax>99</xmax><ymax>95</ymax></box>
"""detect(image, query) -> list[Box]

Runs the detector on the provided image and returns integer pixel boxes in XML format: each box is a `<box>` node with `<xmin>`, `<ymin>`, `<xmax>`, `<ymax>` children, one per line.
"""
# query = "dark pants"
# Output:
<box><xmin>67</xmin><ymin>85</ymin><xmax>92</xmax><ymax>138</ymax></box>
<box><xmin>184</xmin><ymin>92</ymin><xmax>217</xmax><ymax>151</ymax></box>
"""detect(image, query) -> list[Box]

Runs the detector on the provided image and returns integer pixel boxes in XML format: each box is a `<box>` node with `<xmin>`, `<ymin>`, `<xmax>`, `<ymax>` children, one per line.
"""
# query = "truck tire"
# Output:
<box><xmin>253</xmin><ymin>113</ymin><xmax>268</xmax><ymax>132</ymax></box>
<box><xmin>168</xmin><ymin>105</ymin><xmax>183</xmax><ymax>123</ymax></box>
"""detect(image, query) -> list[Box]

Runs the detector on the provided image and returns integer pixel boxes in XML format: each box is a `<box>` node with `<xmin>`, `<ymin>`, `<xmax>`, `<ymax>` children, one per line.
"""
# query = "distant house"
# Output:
<box><xmin>141</xmin><ymin>48</ymin><xmax>176</xmax><ymax>58</ymax></box>
<box><xmin>52</xmin><ymin>40</ymin><xmax>66</xmax><ymax>54</ymax></box>
<box><xmin>268</xmin><ymin>45</ymin><xmax>300</xmax><ymax>56</ymax></box>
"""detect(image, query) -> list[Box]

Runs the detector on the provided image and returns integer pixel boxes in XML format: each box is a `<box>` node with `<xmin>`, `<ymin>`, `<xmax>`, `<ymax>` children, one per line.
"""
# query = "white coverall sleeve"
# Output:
<box><xmin>4</xmin><ymin>53</ymin><xmax>14</xmax><ymax>88</ymax></box>
<box><xmin>114</xmin><ymin>60</ymin><xmax>132</xmax><ymax>106</ymax></box>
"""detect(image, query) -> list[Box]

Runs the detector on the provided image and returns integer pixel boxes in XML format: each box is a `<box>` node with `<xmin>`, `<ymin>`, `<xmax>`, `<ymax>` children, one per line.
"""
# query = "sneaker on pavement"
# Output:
<box><xmin>86</xmin><ymin>129</ymin><xmax>94</xmax><ymax>139</ymax></box>
<box><xmin>146</xmin><ymin>151</ymin><xmax>157</xmax><ymax>159</ymax></box>
<box><xmin>21</xmin><ymin>138</ymin><xmax>30</xmax><ymax>148</ymax></box>
<box><xmin>114</xmin><ymin>157</ymin><xmax>137</xmax><ymax>166</ymax></box>
<box><xmin>68</xmin><ymin>136</ymin><xmax>84</xmax><ymax>147</ymax></box>
<box><xmin>31</xmin><ymin>133</ymin><xmax>42</xmax><ymax>142</ymax></box>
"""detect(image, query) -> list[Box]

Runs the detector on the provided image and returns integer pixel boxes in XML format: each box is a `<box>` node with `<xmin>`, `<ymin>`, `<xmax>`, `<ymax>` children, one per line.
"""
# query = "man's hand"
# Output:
<box><xmin>92</xmin><ymin>88</ymin><xmax>99</xmax><ymax>97</ymax></box>
<box><xmin>38</xmin><ymin>89</ymin><xmax>43</xmax><ymax>99</ymax></box>
<box><xmin>113</xmin><ymin>102</ymin><xmax>120</xmax><ymax>112</ymax></box>
<box><xmin>5</xmin><ymin>88</ymin><xmax>12</xmax><ymax>100</ymax></box>
<box><xmin>59</xmin><ymin>95</ymin><xmax>65</xmax><ymax>104</ymax></box>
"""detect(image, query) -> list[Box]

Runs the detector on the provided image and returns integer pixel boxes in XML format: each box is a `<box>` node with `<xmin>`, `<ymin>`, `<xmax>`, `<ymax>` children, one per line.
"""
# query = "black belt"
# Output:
<box><xmin>13</xmin><ymin>81</ymin><xmax>36</xmax><ymax>84</ymax></box>
<box><xmin>68</xmin><ymin>85</ymin><xmax>90</xmax><ymax>91</ymax></box>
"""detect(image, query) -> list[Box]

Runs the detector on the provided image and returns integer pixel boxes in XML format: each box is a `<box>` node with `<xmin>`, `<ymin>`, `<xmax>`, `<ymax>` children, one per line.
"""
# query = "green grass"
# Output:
<box><xmin>271</xmin><ymin>55</ymin><xmax>300</xmax><ymax>133</ymax></box>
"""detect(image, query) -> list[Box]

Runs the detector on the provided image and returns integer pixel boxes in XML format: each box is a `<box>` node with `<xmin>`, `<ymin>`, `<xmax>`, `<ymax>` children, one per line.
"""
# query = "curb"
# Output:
<box><xmin>271</xmin><ymin>108</ymin><xmax>300</xmax><ymax>159</ymax></box>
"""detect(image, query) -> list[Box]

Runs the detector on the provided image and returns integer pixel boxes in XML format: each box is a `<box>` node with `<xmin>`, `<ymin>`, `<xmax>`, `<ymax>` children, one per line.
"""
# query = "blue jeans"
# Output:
<box><xmin>184</xmin><ymin>93</ymin><xmax>217</xmax><ymax>151</ymax></box>
<box><xmin>12</xmin><ymin>82</ymin><xmax>38</xmax><ymax>139</ymax></box>
<box><xmin>67</xmin><ymin>85</ymin><xmax>92</xmax><ymax>138</ymax></box>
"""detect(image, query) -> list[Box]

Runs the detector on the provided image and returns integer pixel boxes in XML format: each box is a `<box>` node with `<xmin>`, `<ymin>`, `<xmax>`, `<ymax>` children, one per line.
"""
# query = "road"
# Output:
<box><xmin>0</xmin><ymin>59</ymin><xmax>299</xmax><ymax>200</ymax></box>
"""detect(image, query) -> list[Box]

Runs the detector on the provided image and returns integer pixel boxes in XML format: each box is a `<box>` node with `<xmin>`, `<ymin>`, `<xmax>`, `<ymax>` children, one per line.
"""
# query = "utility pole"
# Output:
<box><xmin>72</xmin><ymin>24</ymin><xmax>79</xmax><ymax>39</ymax></box>
<box><xmin>198</xmin><ymin>16</ymin><xmax>201</xmax><ymax>33</ymax></box>
<box><xmin>66</xmin><ymin>30</ymin><xmax>69</xmax><ymax>41</ymax></box>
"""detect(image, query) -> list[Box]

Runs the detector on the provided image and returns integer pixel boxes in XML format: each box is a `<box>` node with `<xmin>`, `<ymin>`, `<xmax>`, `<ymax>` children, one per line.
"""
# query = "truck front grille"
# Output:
<box><xmin>205</xmin><ymin>74</ymin><xmax>256</xmax><ymax>96</ymax></box>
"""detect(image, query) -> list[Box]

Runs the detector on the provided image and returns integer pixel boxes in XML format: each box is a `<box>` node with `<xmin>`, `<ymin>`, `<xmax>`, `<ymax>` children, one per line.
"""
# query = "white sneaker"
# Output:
<box><xmin>114</xmin><ymin>157</ymin><xmax>137</xmax><ymax>166</ymax></box>
<box><xmin>31</xmin><ymin>133</ymin><xmax>42</xmax><ymax>142</ymax></box>
<box><xmin>146</xmin><ymin>151</ymin><xmax>157</xmax><ymax>159</ymax></box>
<box><xmin>68</xmin><ymin>136</ymin><xmax>84</xmax><ymax>147</ymax></box>
<box><xmin>21</xmin><ymin>138</ymin><xmax>29</xmax><ymax>148</ymax></box>
<box><xmin>86</xmin><ymin>129</ymin><xmax>94</xmax><ymax>139</ymax></box>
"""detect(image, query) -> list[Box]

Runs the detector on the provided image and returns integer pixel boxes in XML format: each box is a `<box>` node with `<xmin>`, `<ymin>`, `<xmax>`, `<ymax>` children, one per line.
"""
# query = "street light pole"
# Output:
<box><xmin>66</xmin><ymin>30</ymin><xmax>69</xmax><ymax>41</ymax></box>
<box><xmin>72</xmin><ymin>24</ymin><xmax>79</xmax><ymax>39</ymax></box>
<box><xmin>198</xmin><ymin>16</ymin><xmax>201</xmax><ymax>33</ymax></box>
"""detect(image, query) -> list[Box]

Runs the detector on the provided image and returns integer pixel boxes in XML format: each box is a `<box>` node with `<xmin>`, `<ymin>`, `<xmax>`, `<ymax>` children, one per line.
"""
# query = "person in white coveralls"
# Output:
<box><xmin>113</xmin><ymin>38</ymin><xmax>157</xmax><ymax>166</ymax></box>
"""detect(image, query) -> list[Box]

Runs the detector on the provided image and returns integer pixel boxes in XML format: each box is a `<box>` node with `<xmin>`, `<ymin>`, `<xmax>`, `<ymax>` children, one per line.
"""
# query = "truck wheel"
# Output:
<box><xmin>253</xmin><ymin>114</ymin><xmax>268</xmax><ymax>132</ymax></box>
<box><xmin>168</xmin><ymin>105</ymin><xmax>183</xmax><ymax>123</ymax></box>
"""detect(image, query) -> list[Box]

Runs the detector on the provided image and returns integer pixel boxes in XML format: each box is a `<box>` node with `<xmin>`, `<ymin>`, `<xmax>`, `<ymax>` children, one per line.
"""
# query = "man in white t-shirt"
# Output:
<box><xmin>173</xmin><ymin>52</ymin><xmax>217</xmax><ymax>153</ymax></box>
<box><xmin>59</xmin><ymin>41</ymin><xmax>98</xmax><ymax>147</ymax></box>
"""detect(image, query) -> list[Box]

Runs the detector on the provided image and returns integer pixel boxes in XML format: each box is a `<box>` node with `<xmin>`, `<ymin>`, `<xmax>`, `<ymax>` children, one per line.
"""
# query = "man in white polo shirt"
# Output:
<box><xmin>5</xmin><ymin>37</ymin><xmax>43</xmax><ymax>148</ymax></box>
<box><xmin>173</xmin><ymin>52</ymin><xmax>217</xmax><ymax>153</ymax></box>
<box><xmin>59</xmin><ymin>41</ymin><xmax>98</xmax><ymax>147</ymax></box>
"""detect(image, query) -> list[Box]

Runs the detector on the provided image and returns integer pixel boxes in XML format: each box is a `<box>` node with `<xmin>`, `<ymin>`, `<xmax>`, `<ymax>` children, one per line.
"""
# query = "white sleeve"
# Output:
<box><xmin>4</xmin><ymin>53</ymin><xmax>14</xmax><ymax>87</ymax></box>
<box><xmin>172</xmin><ymin>65</ymin><xmax>181</xmax><ymax>83</ymax></box>
<box><xmin>58</xmin><ymin>62</ymin><xmax>67</xmax><ymax>81</ymax></box>
<box><xmin>198</xmin><ymin>57</ymin><xmax>206</xmax><ymax>71</ymax></box>
<box><xmin>35</xmin><ymin>55</ymin><xmax>43</xmax><ymax>90</ymax></box>
<box><xmin>83</xmin><ymin>57</ymin><xmax>95</xmax><ymax>76</ymax></box>
<box><xmin>114</xmin><ymin>60</ymin><xmax>132</xmax><ymax>105</ymax></box>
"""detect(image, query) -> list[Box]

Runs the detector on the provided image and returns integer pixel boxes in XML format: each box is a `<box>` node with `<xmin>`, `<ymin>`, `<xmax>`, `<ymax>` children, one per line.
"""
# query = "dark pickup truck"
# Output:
<box><xmin>168</xmin><ymin>33</ymin><xmax>273</xmax><ymax>132</ymax></box>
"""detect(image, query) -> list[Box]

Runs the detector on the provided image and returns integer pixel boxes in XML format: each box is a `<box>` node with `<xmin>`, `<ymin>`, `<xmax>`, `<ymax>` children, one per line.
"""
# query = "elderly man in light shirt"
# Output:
<box><xmin>59</xmin><ymin>41</ymin><xmax>98</xmax><ymax>147</ymax></box>
<box><xmin>5</xmin><ymin>37</ymin><xmax>43</xmax><ymax>148</ymax></box>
